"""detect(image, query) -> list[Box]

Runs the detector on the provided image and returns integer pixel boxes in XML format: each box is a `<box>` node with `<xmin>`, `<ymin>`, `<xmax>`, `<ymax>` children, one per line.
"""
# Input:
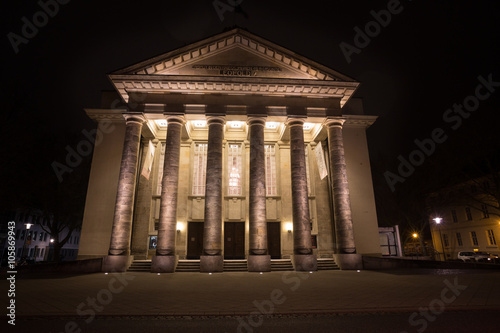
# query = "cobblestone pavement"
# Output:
<box><xmin>6</xmin><ymin>268</ymin><xmax>500</xmax><ymax>319</ymax></box>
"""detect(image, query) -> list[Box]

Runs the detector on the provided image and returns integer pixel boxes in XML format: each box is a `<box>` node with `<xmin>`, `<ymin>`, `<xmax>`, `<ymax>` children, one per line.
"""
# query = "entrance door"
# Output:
<box><xmin>267</xmin><ymin>222</ymin><xmax>281</xmax><ymax>259</ymax></box>
<box><xmin>187</xmin><ymin>222</ymin><xmax>204</xmax><ymax>259</ymax></box>
<box><xmin>224</xmin><ymin>222</ymin><xmax>245</xmax><ymax>259</ymax></box>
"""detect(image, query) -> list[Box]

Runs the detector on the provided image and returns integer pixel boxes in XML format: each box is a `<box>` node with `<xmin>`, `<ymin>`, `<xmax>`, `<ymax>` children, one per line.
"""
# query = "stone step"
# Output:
<box><xmin>224</xmin><ymin>260</ymin><xmax>247</xmax><ymax>272</ymax></box>
<box><xmin>271</xmin><ymin>259</ymin><xmax>294</xmax><ymax>271</ymax></box>
<box><xmin>127</xmin><ymin>260</ymin><xmax>152</xmax><ymax>272</ymax></box>
<box><xmin>176</xmin><ymin>260</ymin><xmax>200</xmax><ymax>272</ymax></box>
<box><xmin>316</xmin><ymin>259</ymin><xmax>340</xmax><ymax>270</ymax></box>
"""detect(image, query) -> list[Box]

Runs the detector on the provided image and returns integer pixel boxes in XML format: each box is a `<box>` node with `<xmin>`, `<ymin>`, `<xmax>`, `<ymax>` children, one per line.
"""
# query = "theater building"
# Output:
<box><xmin>77</xmin><ymin>28</ymin><xmax>381</xmax><ymax>272</ymax></box>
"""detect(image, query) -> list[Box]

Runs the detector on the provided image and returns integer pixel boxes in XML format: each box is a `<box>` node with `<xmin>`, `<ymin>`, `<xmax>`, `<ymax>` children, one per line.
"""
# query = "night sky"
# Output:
<box><xmin>2</xmin><ymin>1</ymin><xmax>500</xmax><ymax>231</ymax></box>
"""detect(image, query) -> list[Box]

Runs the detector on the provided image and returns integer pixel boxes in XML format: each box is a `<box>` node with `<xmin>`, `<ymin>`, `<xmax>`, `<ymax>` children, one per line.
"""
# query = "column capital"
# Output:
<box><xmin>324</xmin><ymin>117</ymin><xmax>346</xmax><ymax>128</ymax></box>
<box><xmin>123</xmin><ymin>112</ymin><xmax>146</xmax><ymax>124</ymax></box>
<box><xmin>286</xmin><ymin>116</ymin><xmax>307</xmax><ymax>127</ymax></box>
<box><xmin>163</xmin><ymin>115</ymin><xmax>186</xmax><ymax>125</ymax></box>
<box><xmin>247</xmin><ymin>116</ymin><xmax>267</xmax><ymax>127</ymax></box>
<box><xmin>206</xmin><ymin>115</ymin><xmax>226</xmax><ymax>125</ymax></box>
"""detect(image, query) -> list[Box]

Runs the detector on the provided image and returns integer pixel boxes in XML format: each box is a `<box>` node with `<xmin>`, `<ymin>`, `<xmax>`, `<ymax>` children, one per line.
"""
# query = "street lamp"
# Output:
<box><xmin>22</xmin><ymin>223</ymin><xmax>33</xmax><ymax>262</ymax></box>
<box><xmin>433</xmin><ymin>217</ymin><xmax>445</xmax><ymax>261</ymax></box>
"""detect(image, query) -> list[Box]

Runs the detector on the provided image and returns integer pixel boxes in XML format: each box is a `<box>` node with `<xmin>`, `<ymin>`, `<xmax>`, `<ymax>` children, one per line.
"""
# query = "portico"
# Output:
<box><xmin>79</xmin><ymin>28</ymin><xmax>381</xmax><ymax>272</ymax></box>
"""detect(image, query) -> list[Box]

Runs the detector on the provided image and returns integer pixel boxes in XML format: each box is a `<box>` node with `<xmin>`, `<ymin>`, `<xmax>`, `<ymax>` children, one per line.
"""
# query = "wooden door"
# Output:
<box><xmin>187</xmin><ymin>222</ymin><xmax>204</xmax><ymax>259</ymax></box>
<box><xmin>267</xmin><ymin>222</ymin><xmax>281</xmax><ymax>259</ymax></box>
<box><xmin>224</xmin><ymin>222</ymin><xmax>245</xmax><ymax>259</ymax></box>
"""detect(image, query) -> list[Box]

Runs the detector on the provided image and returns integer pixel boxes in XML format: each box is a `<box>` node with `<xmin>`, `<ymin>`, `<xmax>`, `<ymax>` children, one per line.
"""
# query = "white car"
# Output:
<box><xmin>457</xmin><ymin>251</ymin><xmax>476</xmax><ymax>262</ymax></box>
<box><xmin>458</xmin><ymin>251</ymin><xmax>491</xmax><ymax>262</ymax></box>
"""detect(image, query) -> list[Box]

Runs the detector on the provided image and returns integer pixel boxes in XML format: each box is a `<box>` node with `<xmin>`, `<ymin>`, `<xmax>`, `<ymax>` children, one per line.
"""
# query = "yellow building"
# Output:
<box><xmin>429</xmin><ymin>178</ymin><xmax>500</xmax><ymax>260</ymax></box>
<box><xmin>78</xmin><ymin>28</ymin><xmax>381</xmax><ymax>272</ymax></box>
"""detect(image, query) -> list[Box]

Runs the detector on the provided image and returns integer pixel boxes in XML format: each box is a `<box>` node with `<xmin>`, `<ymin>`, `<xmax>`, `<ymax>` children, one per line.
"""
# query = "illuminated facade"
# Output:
<box><xmin>78</xmin><ymin>28</ymin><xmax>381</xmax><ymax>272</ymax></box>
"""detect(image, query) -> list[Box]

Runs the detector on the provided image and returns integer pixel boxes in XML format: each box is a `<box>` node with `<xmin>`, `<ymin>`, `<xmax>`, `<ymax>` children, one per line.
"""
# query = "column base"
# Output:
<box><xmin>334</xmin><ymin>253</ymin><xmax>363</xmax><ymax>270</ymax></box>
<box><xmin>151</xmin><ymin>255</ymin><xmax>177</xmax><ymax>273</ymax></box>
<box><xmin>200</xmin><ymin>255</ymin><xmax>223</xmax><ymax>273</ymax></box>
<box><xmin>293</xmin><ymin>254</ymin><xmax>317</xmax><ymax>271</ymax></box>
<box><xmin>102</xmin><ymin>255</ymin><xmax>133</xmax><ymax>273</ymax></box>
<box><xmin>248</xmin><ymin>255</ymin><xmax>271</xmax><ymax>272</ymax></box>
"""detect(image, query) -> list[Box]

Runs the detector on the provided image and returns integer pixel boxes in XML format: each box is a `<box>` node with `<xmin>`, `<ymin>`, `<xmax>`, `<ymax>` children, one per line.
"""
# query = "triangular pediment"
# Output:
<box><xmin>112</xmin><ymin>28</ymin><xmax>354</xmax><ymax>82</ymax></box>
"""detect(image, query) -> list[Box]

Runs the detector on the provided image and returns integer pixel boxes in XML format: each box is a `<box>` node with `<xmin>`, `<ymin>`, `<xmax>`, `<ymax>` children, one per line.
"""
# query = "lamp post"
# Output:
<box><xmin>21</xmin><ymin>223</ymin><xmax>33</xmax><ymax>263</ymax></box>
<box><xmin>433</xmin><ymin>217</ymin><xmax>445</xmax><ymax>261</ymax></box>
<box><xmin>412</xmin><ymin>233</ymin><xmax>419</xmax><ymax>259</ymax></box>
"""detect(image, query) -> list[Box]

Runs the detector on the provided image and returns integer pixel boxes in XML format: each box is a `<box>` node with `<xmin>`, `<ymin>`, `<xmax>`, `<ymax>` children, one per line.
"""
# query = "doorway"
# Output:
<box><xmin>267</xmin><ymin>222</ymin><xmax>281</xmax><ymax>259</ymax></box>
<box><xmin>187</xmin><ymin>222</ymin><xmax>204</xmax><ymax>259</ymax></box>
<box><xmin>224</xmin><ymin>222</ymin><xmax>245</xmax><ymax>259</ymax></box>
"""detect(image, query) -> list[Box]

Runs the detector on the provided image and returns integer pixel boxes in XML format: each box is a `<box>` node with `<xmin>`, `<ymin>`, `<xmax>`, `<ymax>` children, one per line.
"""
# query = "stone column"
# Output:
<box><xmin>200</xmin><ymin>116</ymin><xmax>225</xmax><ymax>272</ymax></box>
<box><xmin>287</xmin><ymin>118</ymin><xmax>317</xmax><ymax>271</ymax></box>
<box><xmin>247</xmin><ymin>117</ymin><xmax>271</xmax><ymax>272</ymax></box>
<box><xmin>103</xmin><ymin>113</ymin><xmax>145</xmax><ymax>272</ymax></box>
<box><xmin>325</xmin><ymin>118</ymin><xmax>361</xmax><ymax>270</ymax></box>
<box><xmin>152</xmin><ymin>116</ymin><xmax>185</xmax><ymax>273</ymax></box>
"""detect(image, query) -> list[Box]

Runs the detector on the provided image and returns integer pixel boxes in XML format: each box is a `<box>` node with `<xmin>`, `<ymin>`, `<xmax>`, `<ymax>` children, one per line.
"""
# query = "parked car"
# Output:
<box><xmin>457</xmin><ymin>251</ymin><xmax>476</xmax><ymax>262</ymax></box>
<box><xmin>474</xmin><ymin>252</ymin><xmax>492</xmax><ymax>262</ymax></box>
<box><xmin>458</xmin><ymin>251</ymin><xmax>493</xmax><ymax>262</ymax></box>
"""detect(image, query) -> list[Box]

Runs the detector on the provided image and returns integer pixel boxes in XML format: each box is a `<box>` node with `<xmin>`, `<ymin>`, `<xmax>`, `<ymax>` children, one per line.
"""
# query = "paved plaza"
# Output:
<box><xmin>8</xmin><ymin>268</ymin><xmax>500</xmax><ymax>318</ymax></box>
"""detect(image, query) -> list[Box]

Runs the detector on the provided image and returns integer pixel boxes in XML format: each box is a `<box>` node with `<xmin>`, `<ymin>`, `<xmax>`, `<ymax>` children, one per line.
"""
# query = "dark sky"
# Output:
<box><xmin>2</xmin><ymin>1</ymin><xmax>500</xmax><ymax>223</ymax></box>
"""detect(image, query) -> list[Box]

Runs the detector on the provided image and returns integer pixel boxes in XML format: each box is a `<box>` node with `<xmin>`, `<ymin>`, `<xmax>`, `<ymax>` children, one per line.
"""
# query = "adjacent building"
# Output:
<box><xmin>428</xmin><ymin>177</ymin><xmax>500</xmax><ymax>260</ymax></box>
<box><xmin>0</xmin><ymin>210</ymin><xmax>81</xmax><ymax>265</ymax></box>
<box><xmin>77</xmin><ymin>28</ymin><xmax>381</xmax><ymax>272</ymax></box>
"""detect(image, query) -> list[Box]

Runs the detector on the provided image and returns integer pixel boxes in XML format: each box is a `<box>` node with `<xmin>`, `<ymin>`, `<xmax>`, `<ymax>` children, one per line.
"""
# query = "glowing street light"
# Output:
<box><xmin>433</xmin><ymin>217</ymin><xmax>445</xmax><ymax>261</ymax></box>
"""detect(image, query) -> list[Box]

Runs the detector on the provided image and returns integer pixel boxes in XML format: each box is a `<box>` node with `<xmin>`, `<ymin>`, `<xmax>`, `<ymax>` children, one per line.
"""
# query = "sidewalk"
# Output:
<box><xmin>9</xmin><ymin>268</ymin><xmax>500</xmax><ymax>317</ymax></box>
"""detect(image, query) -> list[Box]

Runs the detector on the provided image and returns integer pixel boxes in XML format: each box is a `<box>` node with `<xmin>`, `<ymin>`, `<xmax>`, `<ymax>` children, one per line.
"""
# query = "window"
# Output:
<box><xmin>39</xmin><ymin>232</ymin><xmax>43</xmax><ymax>241</ymax></box>
<box><xmin>228</xmin><ymin>144</ymin><xmax>242</xmax><ymax>196</ymax></box>
<box><xmin>20</xmin><ymin>230</ymin><xmax>25</xmax><ymax>240</ymax></box>
<box><xmin>456</xmin><ymin>232</ymin><xmax>463</xmax><ymax>246</ymax></box>
<box><xmin>35</xmin><ymin>248</ymin><xmax>40</xmax><ymax>257</ymax></box>
<box><xmin>465</xmin><ymin>207</ymin><xmax>473</xmax><ymax>221</ymax></box>
<box><xmin>192</xmin><ymin>143</ymin><xmax>207</xmax><ymax>196</ymax></box>
<box><xmin>482</xmin><ymin>204</ymin><xmax>489</xmax><ymax>218</ymax></box>
<box><xmin>470</xmin><ymin>231</ymin><xmax>479</xmax><ymax>246</ymax></box>
<box><xmin>32</xmin><ymin>232</ymin><xmax>37</xmax><ymax>242</ymax></box>
<box><xmin>15</xmin><ymin>229</ymin><xmax>20</xmax><ymax>240</ymax></box>
<box><xmin>40</xmin><ymin>248</ymin><xmax>45</xmax><ymax>258</ymax></box>
<box><xmin>265</xmin><ymin>144</ymin><xmax>277</xmax><ymax>196</ymax></box>
<box><xmin>43</xmin><ymin>233</ymin><xmax>48</xmax><ymax>242</ymax></box>
<box><xmin>487</xmin><ymin>230</ymin><xmax>497</xmax><ymax>246</ymax></box>
<box><xmin>156</xmin><ymin>143</ymin><xmax>166</xmax><ymax>195</ymax></box>
<box><xmin>443</xmin><ymin>234</ymin><xmax>449</xmax><ymax>247</ymax></box>
<box><xmin>451</xmin><ymin>210</ymin><xmax>458</xmax><ymax>223</ymax></box>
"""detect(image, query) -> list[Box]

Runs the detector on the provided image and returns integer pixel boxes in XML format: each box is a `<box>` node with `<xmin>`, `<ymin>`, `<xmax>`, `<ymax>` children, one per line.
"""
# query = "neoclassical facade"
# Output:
<box><xmin>78</xmin><ymin>28</ymin><xmax>381</xmax><ymax>272</ymax></box>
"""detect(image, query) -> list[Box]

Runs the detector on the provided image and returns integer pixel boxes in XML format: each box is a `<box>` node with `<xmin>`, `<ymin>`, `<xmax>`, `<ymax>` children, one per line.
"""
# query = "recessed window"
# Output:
<box><xmin>465</xmin><ymin>207</ymin><xmax>473</xmax><ymax>221</ymax></box>
<box><xmin>228</xmin><ymin>144</ymin><xmax>242</xmax><ymax>196</ymax></box>
<box><xmin>456</xmin><ymin>232</ymin><xmax>463</xmax><ymax>246</ymax></box>
<box><xmin>192</xmin><ymin>143</ymin><xmax>208</xmax><ymax>196</ymax></box>
<box><xmin>451</xmin><ymin>209</ymin><xmax>458</xmax><ymax>223</ymax></box>
<box><xmin>487</xmin><ymin>230</ymin><xmax>496</xmax><ymax>246</ymax></box>
<box><xmin>443</xmin><ymin>234</ymin><xmax>449</xmax><ymax>247</ymax></box>
<box><xmin>265</xmin><ymin>144</ymin><xmax>277</xmax><ymax>196</ymax></box>
<box><xmin>470</xmin><ymin>231</ymin><xmax>479</xmax><ymax>246</ymax></box>
<box><xmin>482</xmin><ymin>204</ymin><xmax>489</xmax><ymax>218</ymax></box>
